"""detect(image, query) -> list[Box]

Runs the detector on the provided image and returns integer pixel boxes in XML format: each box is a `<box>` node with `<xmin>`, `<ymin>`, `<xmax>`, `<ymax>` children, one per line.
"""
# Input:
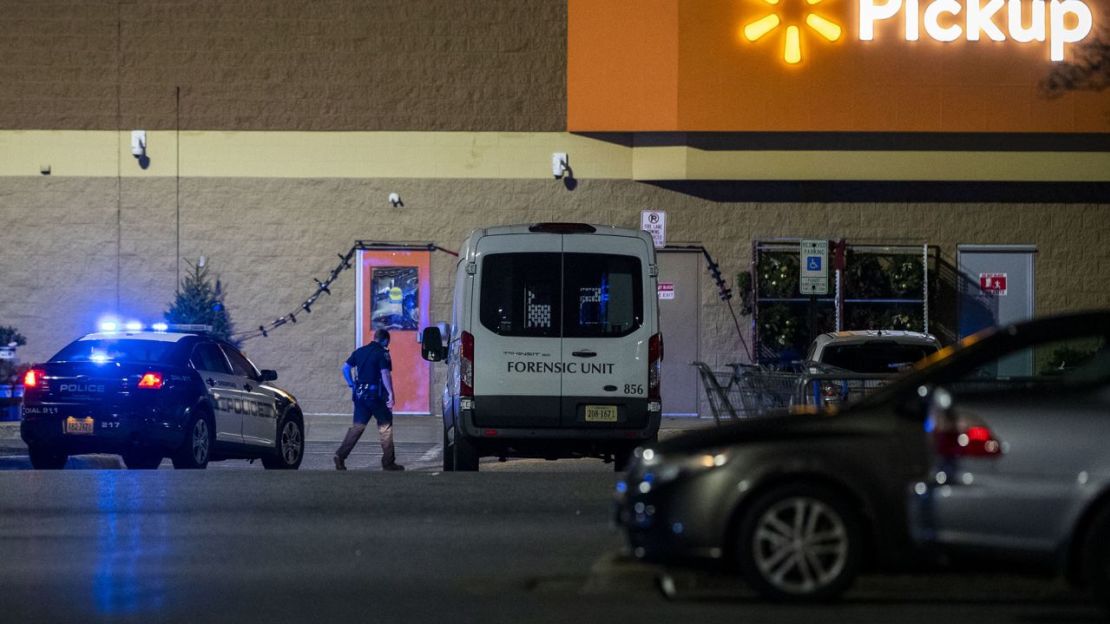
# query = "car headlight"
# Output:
<box><xmin>647</xmin><ymin>449</ymin><xmax>732</xmax><ymax>485</ymax></box>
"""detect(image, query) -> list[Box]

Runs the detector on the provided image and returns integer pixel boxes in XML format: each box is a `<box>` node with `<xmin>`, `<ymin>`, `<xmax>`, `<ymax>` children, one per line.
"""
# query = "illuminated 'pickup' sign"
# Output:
<box><xmin>861</xmin><ymin>0</ymin><xmax>1094</xmax><ymax>60</ymax></box>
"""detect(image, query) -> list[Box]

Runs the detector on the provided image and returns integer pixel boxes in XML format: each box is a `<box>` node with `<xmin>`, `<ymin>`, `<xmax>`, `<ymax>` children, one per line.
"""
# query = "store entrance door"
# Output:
<box><xmin>355</xmin><ymin>249</ymin><xmax>432</xmax><ymax>415</ymax></box>
<box><xmin>957</xmin><ymin>244</ymin><xmax>1036</xmax><ymax>375</ymax></box>
<box><xmin>658</xmin><ymin>250</ymin><xmax>700</xmax><ymax>417</ymax></box>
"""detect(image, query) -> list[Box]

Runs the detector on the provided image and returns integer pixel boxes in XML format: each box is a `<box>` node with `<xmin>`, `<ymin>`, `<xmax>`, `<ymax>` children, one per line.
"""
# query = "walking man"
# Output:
<box><xmin>334</xmin><ymin>328</ymin><xmax>404</xmax><ymax>471</ymax></box>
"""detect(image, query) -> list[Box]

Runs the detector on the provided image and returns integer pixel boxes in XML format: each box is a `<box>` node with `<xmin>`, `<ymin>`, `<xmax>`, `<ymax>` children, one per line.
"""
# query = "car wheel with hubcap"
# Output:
<box><xmin>262</xmin><ymin>413</ymin><xmax>304</xmax><ymax>470</ymax></box>
<box><xmin>735</xmin><ymin>483</ymin><xmax>862</xmax><ymax>602</ymax></box>
<box><xmin>172</xmin><ymin>412</ymin><xmax>212</xmax><ymax>469</ymax></box>
<box><xmin>28</xmin><ymin>446</ymin><xmax>68</xmax><ymax>470</ymax></box>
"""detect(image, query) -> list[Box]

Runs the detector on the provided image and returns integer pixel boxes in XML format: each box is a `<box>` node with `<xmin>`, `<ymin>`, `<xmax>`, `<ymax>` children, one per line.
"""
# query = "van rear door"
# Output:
<box><xmin>560</xmin><ymin>235</ymin><xmax>652</xmax><ymax>428</ymax></box>
<box><xmin>472</xmin><ymin>233</ymin><xmax>563</xmax><ymax>428</ymax></box>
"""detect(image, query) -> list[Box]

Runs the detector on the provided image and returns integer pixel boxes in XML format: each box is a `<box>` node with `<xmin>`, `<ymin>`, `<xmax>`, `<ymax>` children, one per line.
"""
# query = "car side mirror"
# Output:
<box><xmin>259</xmin><ymin>369</ymin><xmax>278</xmax><ymax>382</ymax></box>
<box><xmin>421</xmin><ymin>327</ymin><xmax>447</xmax><ymax>362</ymax></box>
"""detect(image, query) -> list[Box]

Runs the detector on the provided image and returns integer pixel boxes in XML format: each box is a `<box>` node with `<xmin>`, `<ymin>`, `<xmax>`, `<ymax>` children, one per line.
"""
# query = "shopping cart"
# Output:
<box><xmin>692</xmin><ymin>362</ymin><xmax>802</xmax><ymax>425</ymax></box>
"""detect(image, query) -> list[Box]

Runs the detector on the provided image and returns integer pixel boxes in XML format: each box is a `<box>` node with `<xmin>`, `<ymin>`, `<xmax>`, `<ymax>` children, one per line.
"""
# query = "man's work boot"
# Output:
<box><xmin>382</xmin><ymin>462</ymin><xmax>405</xmax><ymax>471</ymax></box>
<box><xmin>334</xmin><ymin>424</ymin><xmax>366</xmax><ymax>470</ymax></box>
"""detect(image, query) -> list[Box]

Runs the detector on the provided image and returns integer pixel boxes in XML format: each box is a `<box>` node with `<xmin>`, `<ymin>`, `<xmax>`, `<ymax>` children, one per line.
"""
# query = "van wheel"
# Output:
<box><xmin>262</xmin><ymin>414</ymin><xmax>304</xmax><ymax>470</ymax></box>
<box><xmin>614</xmin><ymin>447</ymin><xmax>633</xmax><ymax>473</ymax></box>
<box><xmin>441</xmin><ymin>427</ymin><xmax>455</xmax><ymax>472</ymax></box>
<box><xmin>453</xmin><ymin>430</ymin><xmax>479</xmax><ymax>471</ymax></box>
<box><xmin>28</xmin><ymin>446</ymin><xmax>68</xmax><ymax>470</ymax></box>
<box><xmin>734</xmin><ymin>483</ymin><xmax>862</xmax><ymax>602</ymax></box>
<box><xmin>1082</xmin><ymin>505</ymin><xmax>1110</xmax><ymax>610</ymax></box>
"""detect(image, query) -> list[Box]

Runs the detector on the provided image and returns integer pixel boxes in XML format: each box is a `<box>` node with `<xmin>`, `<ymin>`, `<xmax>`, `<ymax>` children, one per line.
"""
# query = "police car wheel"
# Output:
<box><xmin>123</xmin><ymin>450</ymin><xmax>163</xmax><ymax>470</ymax></box>
<box><xmin>28</xmin><ymin>446</ymin><xmax>68</xmax><ymax>470</ymax></box>
<box><xmin>262</xmin><ymin>414</ymin><xmax>303</xmax><ymax>470</ymax></box>
<box><xmin>172</xmin><ymin>412</ymin><xmax>212</xmax><ymax>469</ymax></box>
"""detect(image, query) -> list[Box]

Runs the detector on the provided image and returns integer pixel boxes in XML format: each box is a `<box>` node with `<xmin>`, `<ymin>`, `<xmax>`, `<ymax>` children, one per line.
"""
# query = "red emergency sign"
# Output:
<box><xmin>979</xmin><ymin>273</ymin><xmax>1008</xmax><ymax>296</ymax></box>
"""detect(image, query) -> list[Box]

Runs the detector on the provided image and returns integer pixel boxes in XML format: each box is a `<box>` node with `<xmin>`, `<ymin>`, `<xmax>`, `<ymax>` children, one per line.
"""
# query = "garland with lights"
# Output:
<box><xmin>231</xmin><ymin>242</ymin><xmax>458</xmax><ymax>343</ymax></box>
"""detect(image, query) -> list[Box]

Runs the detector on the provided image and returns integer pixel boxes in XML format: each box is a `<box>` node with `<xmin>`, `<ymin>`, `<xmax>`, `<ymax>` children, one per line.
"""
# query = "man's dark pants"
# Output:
<box><xmin>335</xmin><ymin>397</ymin><xmax>396</xmax><ymax>467</ymax></box>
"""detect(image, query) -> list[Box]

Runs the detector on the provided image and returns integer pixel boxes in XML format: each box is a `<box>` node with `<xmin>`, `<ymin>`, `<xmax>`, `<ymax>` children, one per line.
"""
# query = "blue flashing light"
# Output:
<box><xmin>642</xmin><ymin>471</ymin><xmax>655</xmax><ymax>484</ymax></box>
<box><xmin>151</xmin><ymin>323</ymin><xmax>168</xmax><ymax>332</ymax></box>
<box><xmin>124</xmin><ymin>321</ymin><xmax>143</xmax><ymax>332</ymax></box>
<box><xmin>615</xmin><ymin>481</ymin><xmax>628</xmax><ymax>494</ymax></box>
<box><xmin>99</xmin><ymin>321</ymin><xmax>119</xmax><ymax>332</ymax></box>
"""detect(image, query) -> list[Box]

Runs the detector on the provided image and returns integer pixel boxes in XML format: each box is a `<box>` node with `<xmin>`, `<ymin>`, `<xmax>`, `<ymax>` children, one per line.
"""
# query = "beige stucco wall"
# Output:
<box><xmin>2</xmin><ymin>173</ymin><xmax>1107</xmax><ymax>414</ymax></box>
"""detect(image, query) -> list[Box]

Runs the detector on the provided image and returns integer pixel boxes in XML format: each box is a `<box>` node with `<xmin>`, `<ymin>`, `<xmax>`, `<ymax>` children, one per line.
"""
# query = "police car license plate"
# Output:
<box><xmin>64</xmin><ymin>416</ymin><xmax>94</xmax><ymax>435</ymax></box>
<box><xmin>585</xmin><ymin>405</ymin><xmax>618</xmax><ymax>423</ymax></box>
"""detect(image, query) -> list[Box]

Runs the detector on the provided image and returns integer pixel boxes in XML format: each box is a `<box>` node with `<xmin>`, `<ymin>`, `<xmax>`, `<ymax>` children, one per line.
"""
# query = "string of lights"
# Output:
<box><xmin>232</xmin><ymin>241</ymin><xmax>459</xmax><ymax>343</ymax></box>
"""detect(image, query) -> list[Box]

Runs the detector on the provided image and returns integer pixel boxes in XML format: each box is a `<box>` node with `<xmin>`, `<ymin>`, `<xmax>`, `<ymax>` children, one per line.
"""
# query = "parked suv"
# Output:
<box><xmin>21</xmin><ymin>325</ymin><xmax>304</xmax><ymax>470</ymax></box>
<box><xmin>798</xmin><ymin>330</ymin><xmax>940</xmax><ymax>406</ymax></box>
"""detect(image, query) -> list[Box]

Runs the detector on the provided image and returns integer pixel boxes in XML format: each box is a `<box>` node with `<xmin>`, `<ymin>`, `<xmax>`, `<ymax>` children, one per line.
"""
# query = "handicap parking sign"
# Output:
<box><xmin>807</xmin><ymin>256</ymin><xmax>822</xmax><ymax>271</ymax></box>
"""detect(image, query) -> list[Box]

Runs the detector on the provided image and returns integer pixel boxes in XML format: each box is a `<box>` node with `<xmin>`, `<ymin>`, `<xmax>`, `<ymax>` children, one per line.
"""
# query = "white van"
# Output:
<box><xmin>421</xmin><ymin>223</ymin><xmax>663</xmax><ymax>471</ymax></box>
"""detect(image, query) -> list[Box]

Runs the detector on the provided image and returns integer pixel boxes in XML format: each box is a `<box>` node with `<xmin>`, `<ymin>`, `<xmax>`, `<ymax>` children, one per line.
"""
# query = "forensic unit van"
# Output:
<box><xmin>421</xmin><ymin>223</ymin><xmax>663</xmax><ymax>471</ymax></box>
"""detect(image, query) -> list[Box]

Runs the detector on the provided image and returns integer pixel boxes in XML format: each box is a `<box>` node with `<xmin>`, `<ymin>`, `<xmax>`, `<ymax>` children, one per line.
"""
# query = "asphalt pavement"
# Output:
<box><xmin>0</xmin><ymin>469</ymin><xmax>1101</xmax><ymax>624</ymax></box>
<box><xmin>0</xmin><ymin>415</ymin><xmax>711</xmax><ymax>471</ymax></box>
<box><xmin>0</xmin><ymin>416</ymin><xmax>1104</xmax><ymax>623</ymax></box>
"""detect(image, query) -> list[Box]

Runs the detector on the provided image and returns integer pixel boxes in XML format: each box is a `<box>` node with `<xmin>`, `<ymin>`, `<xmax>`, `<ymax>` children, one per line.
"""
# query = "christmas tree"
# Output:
<box><xmin>165</xmin><ymin>260</ymin><xmax>236</xmax><ymax>344</ymax></box>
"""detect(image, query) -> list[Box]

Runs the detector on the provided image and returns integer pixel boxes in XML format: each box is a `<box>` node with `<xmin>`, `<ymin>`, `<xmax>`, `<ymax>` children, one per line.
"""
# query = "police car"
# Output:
<box><xmin>20</xmin><ymin>323</ymin><xmax>305</xmax><ymax>470</ymax></box>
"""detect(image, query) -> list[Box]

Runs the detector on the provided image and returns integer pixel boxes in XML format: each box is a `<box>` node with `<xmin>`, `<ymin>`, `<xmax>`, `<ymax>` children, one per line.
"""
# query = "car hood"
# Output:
<box><xmin>652</xmin><ymin>410</ymin><xmax>882</xmax><ymax>456</ymax></box>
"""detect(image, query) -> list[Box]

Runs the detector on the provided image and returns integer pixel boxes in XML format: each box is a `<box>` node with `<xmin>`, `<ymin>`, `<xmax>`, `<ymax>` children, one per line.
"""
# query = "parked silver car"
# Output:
<box><xmin>615</xmin><ymin>310</ymin><xmax>1110</xmax><ymax>605</ymax></box>
<box><xmin>908</xmin><ymin>316</ymin><xmax>1110</xmax><ymax>607</ymax></box>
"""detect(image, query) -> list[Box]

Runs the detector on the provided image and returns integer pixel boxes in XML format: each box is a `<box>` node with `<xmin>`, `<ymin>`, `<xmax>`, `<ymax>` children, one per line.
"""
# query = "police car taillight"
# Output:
<box><xmin>648</xmin><ymin>333</ymin><xmax>662</xmax><ymax>401</ymax></box>
<box><xmin>137</xmin><ymin>372</ymin><xmax>164</xmax><ymax>390</ymax></box>
<box><xmin>460</xmin><ymin>331</ymin><xmax>475</xmax><ymax>398</ymax></box>
<box><xmin>23</xmin><ymin>369</ymin><xmax>42</xmax><ymax>388</ymax></box>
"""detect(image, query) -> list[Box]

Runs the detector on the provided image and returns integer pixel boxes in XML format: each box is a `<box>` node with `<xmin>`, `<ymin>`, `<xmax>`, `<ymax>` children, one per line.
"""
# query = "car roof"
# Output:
<box><xmin>475</xmin><ymin>223</ymin><xmax>645</xmax><ymax>238</ymax></box>
<box><xmin>812</xmin><ymin>330</ymin><xmax>939</xmax><ymax>349</ymax></box>
<box><xmin>79</xmin><ymin>331</ymin><xmax>198</xmax><ymax>343</ymax></box>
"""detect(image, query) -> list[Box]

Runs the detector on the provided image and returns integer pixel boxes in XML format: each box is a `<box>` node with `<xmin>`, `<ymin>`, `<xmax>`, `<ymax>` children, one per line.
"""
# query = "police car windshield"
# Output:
<box><xmin>50</xmin><ymin>339</ymin><xmax>180</xmax><ymax>364</ymax></box>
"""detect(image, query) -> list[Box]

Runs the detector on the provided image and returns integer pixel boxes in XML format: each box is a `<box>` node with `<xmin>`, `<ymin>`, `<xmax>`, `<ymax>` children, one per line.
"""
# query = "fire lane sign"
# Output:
<box><xmin>800</xmin><ymin>239</ymin><xmax>829</xmax><ymax>296</ymax></box>
<box><xmin>641</xmin><ymin>210</ymin><xmax>666</xmax><ymax>248</ymax></box>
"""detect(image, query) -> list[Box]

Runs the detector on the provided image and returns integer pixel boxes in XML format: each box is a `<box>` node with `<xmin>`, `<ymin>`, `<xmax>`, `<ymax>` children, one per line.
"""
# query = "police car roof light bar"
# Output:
<box><xmin>164</xmin><ymin>324</ymin><xmax>213</xmax><ymax>333</ymax></box>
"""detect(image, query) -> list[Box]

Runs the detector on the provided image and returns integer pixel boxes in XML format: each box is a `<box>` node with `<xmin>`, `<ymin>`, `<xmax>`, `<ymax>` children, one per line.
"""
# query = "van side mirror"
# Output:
<box><xmin>421</xmin><ymin>327</ymin><xmax>447</xmax><ymax>362</ymax></box>
<box><xmin>259</xmin><ymin>369</ymin><xmax>278</xmax><ymax>382</ymax></box>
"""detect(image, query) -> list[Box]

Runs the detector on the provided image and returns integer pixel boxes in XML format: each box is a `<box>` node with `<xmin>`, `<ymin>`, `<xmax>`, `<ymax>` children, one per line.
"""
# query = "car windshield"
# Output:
<box><xmin>50</xmin><ymin>339</ymin><xmax>180</xmax><ymax>364</ymax></box>
<box><xmin>820</xmin><ymin>342</ymin><xmax>938</xmax><ymax>373</ymax></box>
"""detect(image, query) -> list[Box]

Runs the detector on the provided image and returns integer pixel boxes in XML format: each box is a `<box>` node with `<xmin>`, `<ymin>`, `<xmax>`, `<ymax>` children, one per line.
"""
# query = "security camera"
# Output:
<box><xmin>130</xmin><ymin>131</ymin><xmax>146</xmax><ymax>158</ymax></box>
<box><xmin>552</xmin><ymin>153</ymin><xmax>569</xmax><ymax>179</ymax></box>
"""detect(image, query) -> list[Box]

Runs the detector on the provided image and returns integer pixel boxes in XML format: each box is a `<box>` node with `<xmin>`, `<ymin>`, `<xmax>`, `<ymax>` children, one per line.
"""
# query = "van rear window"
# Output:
<box><xmin>479</xmin><ymin>253</ymin><xmax>643</xmax><ymax>338</ymax></box>
<box><xmin>563</xmin><ymin>254</ymin><xmax>642</xmax><ymax>338</ymax></box>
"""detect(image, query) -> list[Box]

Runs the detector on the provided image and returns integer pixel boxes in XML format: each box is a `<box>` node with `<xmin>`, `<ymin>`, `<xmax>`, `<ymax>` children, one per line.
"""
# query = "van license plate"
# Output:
<box><xmin>585</xmin><ymin>405</ymin><xmax>618</xmax><ymax>423</ymax></box>
<box><xmin>64</xmin><ymin>417</ymin><xmax>95</xmax><ymax>435</ymax></box>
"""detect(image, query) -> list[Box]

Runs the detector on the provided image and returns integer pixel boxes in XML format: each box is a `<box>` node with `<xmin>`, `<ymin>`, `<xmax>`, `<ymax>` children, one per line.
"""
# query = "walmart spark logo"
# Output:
<box><xmin>742</xmin><ymin>0</ymin><xmax>844</xmax><ymax>64</ymax></box>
